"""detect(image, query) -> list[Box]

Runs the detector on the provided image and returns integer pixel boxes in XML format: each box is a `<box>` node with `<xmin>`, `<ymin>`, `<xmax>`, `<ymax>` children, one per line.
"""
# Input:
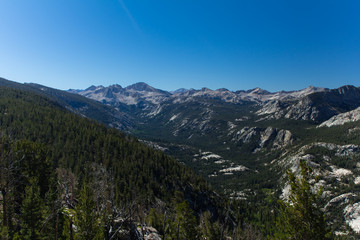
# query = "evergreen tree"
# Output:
<box><xmin>174</xmin><ymin>200</ymin><xmax>200</xmax><ymax>240</ymax></box>
<box><xmin>274</xmin><ymin>161</ymin><xmax>332</xmax><ymax>240</ymax></box>
<box><xmin>0</xmin><ymin>136</ymin><xmax>13</xmax><ymax>240</ymax></box>
<box><xmin>200</xmin><ymin>211</ymin><xmax>222</xmax><ymax>240</ymax></box>
<box><xmin>43</xmin><ymin>174</ymin><xmax>64</xmax><ymax>240</ymax></box>
<box><xmin>16</xmin><ymin>177</ymin><xmax>46</xmax><ymax>240</ymax></box>
<box><xmin>61</xmin><ymin>211</ymin><xmax>75</xmax><ymax>240</ymax></box>
<box><xmin>73</xmin><ymin>182</ymin><xmax>104</xmax><ymax>240</ymax></box>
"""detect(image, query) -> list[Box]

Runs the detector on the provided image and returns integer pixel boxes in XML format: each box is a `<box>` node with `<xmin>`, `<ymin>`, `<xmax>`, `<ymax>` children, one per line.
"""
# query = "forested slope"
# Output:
<box><xmin>0</xmin><ymin>86</ymin><xmax>230</xmax><ymax>239</ymax></box>
<box><xmin>0</xmin><ymin>77</ymin><xmax>134</xmax><ymax>130</ymax></box>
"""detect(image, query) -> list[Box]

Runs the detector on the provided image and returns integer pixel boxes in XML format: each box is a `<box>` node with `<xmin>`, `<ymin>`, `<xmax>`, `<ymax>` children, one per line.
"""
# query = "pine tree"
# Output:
<box><xmin>174</xmin><ymin>200</ymin><xmax>200</xmax><ymax>240</ymax></box>
<box><xmin>43</xmin><ymin>174</ymin><xmax>64</xmax><ymax>240</ymax></box>
<box><xmin>200</xmin><ymin>211</ymin><xmax>222</xmax><ymax>240</ymax></box>
<box><xmin>16</xmin><ymin>177</ymin><xmax>46</xmax><ymax>240</ymax></box>
<box><xmin>274</xmin><ymin>161</ymin><xmax>332</xmax><ymax>240</ymax></box>
<box><xmin>73</xmin><ymin>182</ymin><xmax>104</xmax><ymax>240</ymax></box>
<box><xmin>0</xmin><ymin>137</ymin><xmax>13</xmax><ymax>240</ymax></box>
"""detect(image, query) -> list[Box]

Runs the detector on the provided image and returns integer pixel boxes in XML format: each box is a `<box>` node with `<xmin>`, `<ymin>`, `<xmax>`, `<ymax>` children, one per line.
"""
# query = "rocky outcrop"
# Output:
<box><xmin>233</xmin><ymin>127</ymin><xmax>260</xmax><ymax>143</ymax></box>
<box><xmin>273</xmin><ymin>129</ymin><xmax>293</xmax><ymax>149</ymax></box>
<box><xmin>283</xmin><ymin>97</ymin><xmax>321</xmax><ymax>121</ymax></box>
<box><xmin>256</xmin><ymin>85</ymin><xmax>360</xmax><ymax>123</ymax></box>
<box><xmin>275</xmin><ymin>142</ymin><xmax>360</xmax><ymax>234</ymax></box>
<box><xmin>344</xmin><ymin>202</ymin><xmax>360</xmax><ymax>233</ymax></box>
<box><xmin>318</xmin><ymin>106</ymin><xmax>360</xmax><ymax>127</ymax></box>
<box><xmin>233</xmin><ymin>126</ymin><xmax>293</xmax><ymax>150</ymax></box>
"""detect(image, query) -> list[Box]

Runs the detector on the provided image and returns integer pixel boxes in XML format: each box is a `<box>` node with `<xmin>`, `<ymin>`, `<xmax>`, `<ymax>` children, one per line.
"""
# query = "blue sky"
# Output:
<box><xmin>0</xmin><ymin>0</ymin><xmax>359</xmax><ymax>92</ymax></box>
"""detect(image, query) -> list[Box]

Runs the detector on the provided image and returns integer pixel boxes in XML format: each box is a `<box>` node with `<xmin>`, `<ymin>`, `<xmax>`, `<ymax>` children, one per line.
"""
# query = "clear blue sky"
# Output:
<box><xmin>0</xmin><ymin>0</ymin><xmax>359</xmax><ymax>92</ymax></box>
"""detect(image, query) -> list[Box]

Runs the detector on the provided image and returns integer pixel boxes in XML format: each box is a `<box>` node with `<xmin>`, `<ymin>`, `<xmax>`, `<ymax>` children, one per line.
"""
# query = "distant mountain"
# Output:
<box><xmin>72</xmin><ymin>83</ymin><xmax>326</xmax><ymax>106</ymax></box>
<box><xmin>257</xmin><ymin>85</ymin><xmax>360</xmax><ymax>122</ymax></box>
<box><xmin>171</xmin><ymin>88</ymin><xmax>189</xmax><ymax>94</ymax></box>
<box><xmin>76</xmin><ymin>82</ymin><xmax>171</xmax><ymax>106</ymax></box>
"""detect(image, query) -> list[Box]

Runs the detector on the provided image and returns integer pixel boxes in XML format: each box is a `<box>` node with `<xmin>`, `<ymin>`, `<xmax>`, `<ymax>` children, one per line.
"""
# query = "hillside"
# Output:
<box><xmin>0</xmin><ymin>77</ymin><xmax>134</xmax><ymax>130</ymax></box>
<box><xmin>0</xmin><ymin>85</ymin><xmax>234</xmax><ymax>239</ymax></box>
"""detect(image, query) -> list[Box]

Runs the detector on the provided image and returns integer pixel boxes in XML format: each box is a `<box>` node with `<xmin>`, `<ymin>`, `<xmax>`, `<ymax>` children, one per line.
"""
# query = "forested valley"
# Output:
<box><xmin>0</xmin><ymin>85</ymin><xmax>348</xmax><ymax>239</ymax></box>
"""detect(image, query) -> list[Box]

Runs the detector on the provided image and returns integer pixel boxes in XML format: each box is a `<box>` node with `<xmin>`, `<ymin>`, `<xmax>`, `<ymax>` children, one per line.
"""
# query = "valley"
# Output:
<box><xmin>1</xmin><ymin>77</ymin><xmax>360</xmax><ymax>238</ymax></box>
<box><xmin>69</xmin><ymin>82</ymin><xmax>360</xmax><ymax>236</ymax></box>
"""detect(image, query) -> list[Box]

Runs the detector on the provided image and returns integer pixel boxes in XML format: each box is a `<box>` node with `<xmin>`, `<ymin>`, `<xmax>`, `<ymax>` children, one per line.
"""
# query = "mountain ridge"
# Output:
<box><xmin>70</xmin><ymin>83</ymin><xmax>328</xmax><ymax>105</ymax></box>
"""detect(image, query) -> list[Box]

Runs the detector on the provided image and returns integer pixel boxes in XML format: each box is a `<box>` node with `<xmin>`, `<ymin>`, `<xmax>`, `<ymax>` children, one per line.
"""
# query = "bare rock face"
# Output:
<box><xmin>233</xmin><ymin>127</ymin><xmax>260</xmax><ymax>143</ymax></box>
<box><xmin>138</xmin><ymin>226</ymin><xmax>161</xmax><ymax>240</ymax></box>
<box><xmin>233</xmin><ymin>126</ymin><xmax>293</xmax><ymax>150</ymax></box>
<box><xmin>259</xmin><ymin>127</ymin><xmax>277</xmax><ymax>148</ymax></box>
<box><xmin>275</xmin><ymin>142</ymin><xmax>360</xmax><ymax>234</ymax></box>
<box><xmin>284</xmin><ymin>97</ymin><xmax>321</xmax><ymax>121</ymax></box>
<box><xmin>256</xmin><ymin>100</ymin><xmax>288</xmax><ymax>119</ymax></box>
<box><xmin>256</xmin><ymin>97</ymin><xmax>322</xmax><ymax>121</ymax></box>
<box><xmin>318</xmin><ymin>106</ymin><xmax>360</xmax><ymax>127</ymax></box>
<box><xmin>273</xmin><ymin>129</ymin><xmax>293</xmax><ymax>149</ymax></box>
<box><xmin>256</xmin><ymin>85</ymin><xmax>360</xmax><ymax>123</ymax></box>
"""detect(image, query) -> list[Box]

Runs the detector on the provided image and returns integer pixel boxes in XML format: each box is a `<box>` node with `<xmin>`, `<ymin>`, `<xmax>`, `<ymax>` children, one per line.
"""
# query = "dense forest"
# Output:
<box><xmin>0</xmin><ymin>86</ymin><xmax>339</xmax><ymax>239</ymax></box>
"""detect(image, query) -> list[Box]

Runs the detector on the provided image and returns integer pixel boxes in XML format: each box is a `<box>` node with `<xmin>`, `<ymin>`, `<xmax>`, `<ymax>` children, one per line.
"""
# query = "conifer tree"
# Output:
<box><xmin>43</xmin><ymin>174</ymin><xmax>64</xmax><ymax>240</ymax></box>
<box><xmin>73</xmin><ymin>182</ymin><xmax>104</xmax><ymax>240</ymax></box>
<box><xmin>200</xmin><ymin>211</ymin><xmax>222</xmax><ymax>240</ymax></box>
<box><xmin>174</xmin><ymin>200</ymin><xmax>200</xmax><ymax>240</ymax></box>
<box><xmin>274</xmin><ymin>161</ymin><xmax>331</xmax><ymax>240</ymax></box>
<box><xmin>0</xmin><ymin>137</ymin><xmax>13</xmax><ymax>240</ymax></box>
<box><xmin>15</xmin><ymin>177</ymin><xmax>46</xmax><ymax>240</ymax></box>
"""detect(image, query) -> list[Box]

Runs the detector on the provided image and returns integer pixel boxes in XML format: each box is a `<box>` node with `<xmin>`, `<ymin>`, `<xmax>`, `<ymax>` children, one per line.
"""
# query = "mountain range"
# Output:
<box><xmin>1</xmin><ymin>77</ymin><xmax>360</xmax><ymax>236</ymax></box>
<box><xmin>68</xmin><ymin>82</ymin><xmax>360</xmax><ymax>235</ymax></box>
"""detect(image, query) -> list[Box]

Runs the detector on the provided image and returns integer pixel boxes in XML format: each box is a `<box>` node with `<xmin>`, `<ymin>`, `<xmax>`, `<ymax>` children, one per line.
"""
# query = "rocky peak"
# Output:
<box><xmin>336</xmin><ymin>85</ymin><xmax>359</xmax><ymax>95</ymax></box>
<box><xmin>85</xmin><ymin>85</ymin><xmax>98</xmax><ymax>91</ymax></box>
<box><xmin>248</xmin><ymin>87</ymin><xmax>270</xmax><ymax>95</ymax></box>
<box><xmin>125</xmin><ymin>82</ymin><xmax>155</xmax><ymax>92</ymax></box>
<box><xmin>108</xmin><ymin>84</ymin><xmax>123</xmax><ymax>91</ymax></box>
<box><xmin>200</xmin><ymin>87</ymin><xmax>212</xmax><ymax>92</ymax></box>
<box><xmin>171</xmin><ymin>88</ymin><xmax>188</xmax><ymax>94</ymax></box>
<box><xmin>85</xmin><ymin>85</ymin><xmax>104</xmax><ymax>91</ymax></box>
<box><xmin>216</xmin><ymin>88</ymin><xmax>230</xmax><ymax>92</ymax></box>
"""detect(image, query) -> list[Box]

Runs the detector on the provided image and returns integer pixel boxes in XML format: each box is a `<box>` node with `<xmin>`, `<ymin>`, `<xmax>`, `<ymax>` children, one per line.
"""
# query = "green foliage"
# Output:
<box><xmin>148</xmin><ymin>208</ymin><xmax>164</xmax><ymax>232</ymax></box>
<box><xmin>72</xmin><ymin>182</ymin><xmax>104</xmax><ymax>240</ymax></box>
<box><xmin>0</xmin><ymin>87</ymin><xmax>210</xmax><ymax>206</ymax></box>
<box><xmin>0</xmin><ymin>137</ymin><xmax>56</xmax><ymax>239</ymax></box>
<box><xmin>200</xmin><ymin>211</ymin><xmax>222</xmax><ymax>240</ymax></box>
<box><xmin>274</xmin><ymin>161</ymin><xmax>332</xmax><ymax>240</ymax></box>
<box><xmin>173</xmin><ymin>200</ymin><xmax>200</xmax><ymax>240</ymax></box>
<box><xmin>16</xmin><ymin>178</ymin><xmax>47</xmax><ymax>240</ymax></box>
<box><xmin>0</xmin><ymin>86</ymin><xmax>226</xmax><ymax>239</ymax></box>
